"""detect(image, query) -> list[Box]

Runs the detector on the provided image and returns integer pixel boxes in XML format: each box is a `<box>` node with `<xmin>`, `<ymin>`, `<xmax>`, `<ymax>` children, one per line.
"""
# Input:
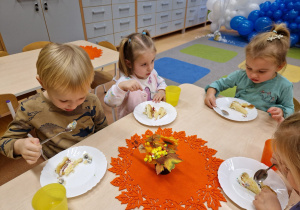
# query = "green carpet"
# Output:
<box><xmin>180</xmin><ymin>44</ymin><xmax>238</xmax><ymax>63</ymax></box>
<box><xmin>287</xmin><ymin>48</ymin><xmax>300</xmax><ymax>60</ymax></box>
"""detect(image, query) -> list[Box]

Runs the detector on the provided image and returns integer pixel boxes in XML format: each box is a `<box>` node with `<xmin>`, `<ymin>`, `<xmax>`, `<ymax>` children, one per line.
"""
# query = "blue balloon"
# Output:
<box><xmin>283</xmin><ymin>13</ymin><xmax>290</xmax><ymax>21</ymax></box>
<box><xmin>230</xmin><ymin>16</ymin><xmax>247</xmax><ymax>30</ymax></box>
<box><xmin>261</xmin><ymin>1</ymin><xmax>271</xmax><ymax>12</ymax></box>
<box><xmin>294</xmin><ymin>2</ymin><xmax>300</xmax><ymax>11</ymax></box>
<box><xmin>279</xmin><ymin>3</ymin><xmax>286</xmax><ymax>10</ymax></box>
<box><xmin>260</xmin><ymin>11</ymin><xmax>266</xmax><ymax>17</ymax></box>
<box><xmin>248</xmin><ymin>10</ymin><xmax>261</xmax><ymax>23</ymax></box>
<box><xmin>288</xmin><ymin>10</ymin><xmax>299</xmax><ymax>20</ymax></box>
<box><xmin>295</xmin><ymin>16</ymin><xmax>300</xmax><ymax>24</ymax></box>
<box><xmin>276</xmin><ymin>19</ymin><xmax>283</xmax><ymax>24</ymax></box>
<box><xmin>255</xmin><ymin>17</ymin><xmax>273</xmax><ymax>32</ymax></box>
<box><xmin>283</xmin><ymin>21</ymin><xmax>289</xmax><ymax>28</ymax></box>
<box><xmin>273</xmin><ymin>10</ymin><xmax>283</xmax><ymax>20</ymax></box>
<box><xmin>290</xmin><ymin>33</ymin><xmax>299</xmax><ymax>46</ymax></box>
<box><xmin>289</xmin><ymin>23</ymin><xmax>298</xmax><ymax>32</ymax></box>
<box><xmin>247</xmin><ymin>31</ymin><xmax>258</xmax><ymax>42</ymax></box>
<box><xmin>270</xmin><ymin>2</ymin><xmax>279</xmax><ymax>11</ymax></box>
<box><xmin>266</xmin><ymin>11</ymin><xmax>273</xmax><ymax>18</ymax></box>
<box><xmin>237</xmin><ymin>20</ymin><xmax>254</xmax><ymax>36</ymax></box>
<box><xmin>287</xmin><ymin>2</ymin><xmax>294</xmax><ymax>10</ymax></box>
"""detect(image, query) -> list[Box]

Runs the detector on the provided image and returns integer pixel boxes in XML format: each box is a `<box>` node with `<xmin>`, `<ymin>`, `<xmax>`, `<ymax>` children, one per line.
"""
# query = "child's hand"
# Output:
<box><xmin>204</xmin><ymin>88</ymin><xmax>217</xmax><ymax>108</ymax></box>
<box><xmin>13</xmin><ymin>138</ymin><xmax>42</xmax><ymax>164</ymax></box>
<box><xmin>152</xmin><ymin>90</ymin><xmax>165</xmax><ymax>102</ymax></box>
<box><xmin>118</xmin><ymin>80</ymin><xmax>143</xmax><ymax>92</ymax></box>
<box><xmin>267</xmin><ymin>107</ymin><xmax>284</xmax><ymax>123</ymax></box>
<box><xmin>253</xmin><ymin>187</ymin><xmax>281</xmax><ymax>210</ymax></box>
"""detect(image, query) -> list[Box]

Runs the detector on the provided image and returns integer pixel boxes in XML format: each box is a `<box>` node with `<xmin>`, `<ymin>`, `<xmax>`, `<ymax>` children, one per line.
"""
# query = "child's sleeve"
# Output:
<box><xmin>205</xmin><ymin>70</ymin><xmax>241</xmax><ymax>96</ymax></box>
<box><xmin>0</xmin><ymin>110</ymin><xmax>33</xmax><ymax>158</ymax></box>
<box><xmin>273</xmin><ymin>85</ymin><xmax>294</xmax><ymax>118</ymax></box>
<box><xmin>153</xmin><ymin>69</ymin><xmax>167</xmax><ymax>90</ymax></box>
<box><xmin>104</xmin><ymin>80</ymin><xmax>128</xmax><ymax>107</ymax></box>
<box><xmin>94</xmin><ymin>97</ymin><xmax>108</xmax><ymax>132</ymax></box>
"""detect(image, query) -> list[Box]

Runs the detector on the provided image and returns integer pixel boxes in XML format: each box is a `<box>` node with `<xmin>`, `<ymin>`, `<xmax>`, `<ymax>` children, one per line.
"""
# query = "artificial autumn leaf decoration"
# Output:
<box><xmin>138</xmin><ymin>134</ymin><xmax>182</xmax><ymax>175</ymax></box>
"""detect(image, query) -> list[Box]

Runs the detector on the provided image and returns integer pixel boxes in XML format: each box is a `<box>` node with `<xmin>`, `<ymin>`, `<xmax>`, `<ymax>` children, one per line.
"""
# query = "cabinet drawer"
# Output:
<box><xmin>138</xmin><ymin>13</ymin><xmax>156</xmax><ymax>28</ymax></box>
<box><xmin>185</xmin><ymin>16</ymin><xmax>198</xmax><ymax>27</ymax></box>
<box><xmin>112</xmin><ymin>3</ymin><xmax>135</xmax><ymax>19</ymax></box>
<box><xmin>199</xmin><ymin>6</ymin><xmax>207</xmax><ymax>18</ymax></box>
<box><xmin>200</xmin><ymin>0</ymin><xmax>207</xmax><ymax>6</ymax></box>
<box><xmin>187</xmin><ymin>0</ymin><xmax>201</xmax><ymax>7</ymax></box>
<box><xmin>86</xmin><ymin>20</ymin><xmax>114</xmax><ymax>38</ymax></box>
<box><xmin>112</xmin><ymin>0</ymin><xmax>134</xmax><ymax>4</ymax></box>
<box><xmin>137</xmin><ymin>1</ymin><xmax>156</xmax><ymax>15</ymax></box>
<box><xmin>82</xmin><ymin>0</ymin><xmax>111</xmax><ymax>7</ymax></box>
<box><xmin>156</xmin><ymin>11</ymin><xmax>172</xmax><ymax>24</ymax></box>
<box><xmin>172</xmin><ymin>8</ymin><xmax>185</xmax><ymax>20</ymax></box>
<box><xmin>113</xmin><ymin>16</ymin><xmax>135</xmax><ymax>33</ymax></box>
<box><xmin>83</xmin><ymin>5</ymin><xmax>112</xmax><ymax>23</ymax></box>
<box><xmin>173</xmin><ymin>0</ymin><xmax>186</xmax><ymax>10</ymax></box>
<box><xmin>114</xmin><ymin>29</ymin><xmax>135</xmax><ymax>45</ymax></box>
<box><xmin>156</xmin><ymin>0</ymin><xmax>173</xmax><ymax>13</ymax></box>
<box><xmin>88</xmin><ymin>34</ymin><xmax>115</xmax><ymax>45</ymax></box>
<box><xmin>197</xmin><ymin>16</ymin><xmax>206</xmax><ymax>24</ymax></box>
<box><xmin>186</xmin><ymin>7</ymin><xmax>198</xmax><ymax>18</ymax></box>
<box><xmin>171</xmin><ymin>19</ymin><xmax>184</xmax><ymax>31</ymax></box>
<box><xmin>138</xmin><ymin>25</ymin><xmax>156</xmax><ymax>37</ymax></box>
<box><xmin>155</xmin><ymin>22</ymin><xmax>172</xmax><ymax>36</ymax></box>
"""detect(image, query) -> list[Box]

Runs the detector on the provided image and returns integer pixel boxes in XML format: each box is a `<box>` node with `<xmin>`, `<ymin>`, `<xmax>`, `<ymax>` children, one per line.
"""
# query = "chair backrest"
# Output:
<box><xmin>22</xmin><ymin>41</ymin><xmax>51</xmax><ymax>52</ymax></box>
<box><xmin>98</xmin><ymin>41</ymin><xmax>117</xmax><ymax>51</ymax></box>
<box><xmin>294</xmin><ymin>97</ymin><xmax>300</xmax><ymax>112</ymax></box>
<box><xmin>0</xmin><ymin>94</ymin><xmax>18</xmax><ymax>118</ymax></box>
<box><xmin>0</xmin><ymin>51</ymin><xmax>9</xmax><ymax>57</ymax></box>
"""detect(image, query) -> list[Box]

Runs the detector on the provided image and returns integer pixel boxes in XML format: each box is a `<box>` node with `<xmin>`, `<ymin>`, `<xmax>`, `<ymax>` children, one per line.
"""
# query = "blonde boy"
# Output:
<box><xmin>0</xmin><ymin>43</ymin><xmax>108</xmax><ymax>163</ymax></box>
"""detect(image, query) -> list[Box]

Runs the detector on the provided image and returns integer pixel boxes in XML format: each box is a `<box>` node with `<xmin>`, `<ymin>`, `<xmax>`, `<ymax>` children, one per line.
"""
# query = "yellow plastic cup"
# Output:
<box><xmin>32</xmin><ymin>183</ymin><xmax>68</xmax><ymax>210</ymax></box>
<box><xmin>166</xmin><ymin>86</ymin><xmax>181</xmax><ymax>106</ymax></box>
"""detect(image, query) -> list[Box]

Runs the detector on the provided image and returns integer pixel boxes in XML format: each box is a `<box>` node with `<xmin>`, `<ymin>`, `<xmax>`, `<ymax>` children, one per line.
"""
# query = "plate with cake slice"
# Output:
<box><xmin>133</xmin><ymin>101</ymin><xmax>177</xmax><ymax>126</ymax></box>
<box><xmin>218</xmin><ymin>157</ymin><xmax>288</xmax><ymax>210</ymax></box>
<box><xmin>213</xmin><ymin>97</ymin><xmax>257</xmax><ymax>121</ymax></box>
<box><xmin>40</xmin><ymin>146</ymin><xmax>107</xmax><ymax>198</ymax></box>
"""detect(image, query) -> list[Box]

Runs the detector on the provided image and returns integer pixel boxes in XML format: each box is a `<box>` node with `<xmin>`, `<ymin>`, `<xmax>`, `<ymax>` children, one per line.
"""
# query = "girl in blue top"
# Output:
<box><xmin>253</xmin><ymin>112</ymin><xmax>300</xmax><ymax>210</ymax></box>
<box><xmin>205</xmin><ymin>24</ymin><xmax>294</xmax><ymax>123</ymax></box>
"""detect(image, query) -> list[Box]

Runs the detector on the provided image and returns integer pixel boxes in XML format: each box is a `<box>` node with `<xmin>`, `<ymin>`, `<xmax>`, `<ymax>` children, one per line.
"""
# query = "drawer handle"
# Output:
<box><xmin>161</xmin><ymin>14</ymin><xmax>169</xmax><ymax>18</ymax></box>
<box><xmin>190</xmin><ymin>9</ymin><xmax>195</xmax><ymax>12</ymax></box>
<box><xmin>189</xmin><ymin>19</ymin><xmax>195</xmax><ymax>22</ymax></box>
<box><xmin>191</xmin><ymin>0</ymin><xmax>196</xmax><ymax>2</ymax></box>
<box><xmin>160</xmin><ymin>25</ymin><xmax>168</xmax><ymax>29</ymax></box>
<box><xmin>143</xmin><ymin>17</ymin><xmax>152</xmax><ymax>21</ymax></box>
<box><xmin>200</xmin><ymin>7</ymin><xmax>206</xmax><ymax>9</ymax></box>
<box><xmin>92</xmin><ymin>10</ymin><xmax>105</xmax><ymax>14</ymax></box>
<box><xmin>94</xmin><ymin>25</ymin><xmax>106</xmax><ymax>30</ymax></box>
<box><xmin>175</xmin><ymin>22</ymin><xmax>181</xmax><ymax>25</ymax></box>
<box><xmin>143</xmin><ymin>4</ymin><xmax>152</xmax><ymax>8</ymax></box>
<box><xmin>177</xmin><ymin>1</ymin><xmax>184</xmax><ymax>3</ymax></box>
<box><xmin>120</xmin><ymin>21</ymin><xmax>130</xmax><ymax>25</ymax></box>
<box><xmin>119</xmin><ymin>7</ymin><xmax>130</xmax><ymax>11</ymax></box>
<box><xmin>176</xmin><ymin>12</ymin><xmax>182</xmax><ymax>15</ymax></box>
<box><xmin>161</xmin><ymin>3</ymin><xmax>169</xmax><ymax>6</ymax></box>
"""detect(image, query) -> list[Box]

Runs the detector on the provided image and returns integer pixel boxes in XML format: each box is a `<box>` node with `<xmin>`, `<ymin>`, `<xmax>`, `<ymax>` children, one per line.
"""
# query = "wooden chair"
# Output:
<box><xmin>294</xmin><ymin>97</ymin><xmax>300</xmax><ymax>112</ymax></box>
<box><xmin>22</xmin><ymin>41</ymin><xmax>51</xmax><ymax>52</ymax></box>
<box><xmin>0</xmin><ymin>94</ymin><xmax>44</xmax><ymax>186</ymax></box>
<box><xmin>98</xmin><ymin>41</ymin><xmax>118</xmax><ymax>82</ymax></box>
<box><xmin>0</xmin><ymin>51</ymin><xmax>9</xmax><ymax>57</ymax></box>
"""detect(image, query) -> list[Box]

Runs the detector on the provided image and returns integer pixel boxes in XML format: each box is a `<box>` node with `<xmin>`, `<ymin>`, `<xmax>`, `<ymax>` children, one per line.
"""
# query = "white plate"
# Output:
<box><xmin>213</xmin><ymin>97</ymin><xmax>258</xmax><ymax>121</ymax></box>
<box><xmin>133</xmin><ymin>101</ymin><xmax>177</xmax><ymax>126</ymax></box>
<box><xmin>218</xmin><ymin>157</ymin><xmax>288</xmax><ymax>210</ymax></box>
<box><xmin>40</xmin><ymin>146</ymin><xmax>107</xmax><ymax>198</ymax></box>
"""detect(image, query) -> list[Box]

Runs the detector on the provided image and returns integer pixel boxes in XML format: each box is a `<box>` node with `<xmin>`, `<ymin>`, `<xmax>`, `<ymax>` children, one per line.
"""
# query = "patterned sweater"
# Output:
<box><xmin>0</xmin><ymin>92</ymin><xmax>108</xmax><ymax>159</ymax></box>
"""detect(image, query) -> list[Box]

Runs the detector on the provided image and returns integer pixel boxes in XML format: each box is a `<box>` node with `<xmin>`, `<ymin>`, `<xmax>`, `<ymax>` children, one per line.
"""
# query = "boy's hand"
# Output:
<box><xmin>118</xmin><ymin>80</ymin><xmax>143</xmax><ymax>92</ymax></box>
<box><xmin>267</xmin><ymin>107</ymin><xmax>284</xmax><ymax>123</ymax></box>
<box><xmin>14</xmin><ymin>138</ymin><xmax>42</xmax><ymax>164</ymax></box>
<box><xmin>153</xmin><ymin>90</ymin><xmax>165</xmax><ymax>102</ymax></box>
<box><xmin>205</xmin><ymin>88</ymin><xmax>217</xmax><ymax>108</ymax></box>
<box><xmin>253</xmin><ymin>187</ymin><xmax>281</xmax><ymax>210</ymax></box>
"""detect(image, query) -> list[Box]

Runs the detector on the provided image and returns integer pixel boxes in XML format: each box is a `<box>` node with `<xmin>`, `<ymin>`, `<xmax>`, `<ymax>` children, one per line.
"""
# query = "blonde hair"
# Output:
<box><xmin>118</xmin><ymin>30</ymin><xmax>156</xmax><ymax>77</ymax></box>
<box><xmin>245</xmin><ymin>24</ymin><xmax>290</xmax><ymax>68</ymax></box>
<box><xmin>36</xmin><ymin>43</ymin><xmax>94</xmax><ymax>93</ymax></box>
<box><xmin>273</xmin><ymin>112</ymin><xmax>300</xmax><ymax>189</ymax></box>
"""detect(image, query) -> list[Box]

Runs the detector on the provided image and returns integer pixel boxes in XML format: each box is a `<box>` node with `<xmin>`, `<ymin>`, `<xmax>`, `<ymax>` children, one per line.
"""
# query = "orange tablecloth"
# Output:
<box><xmin>109</xmin><ymin>128</ymin><xmax>226</xmax><ymax>209</ymax></box>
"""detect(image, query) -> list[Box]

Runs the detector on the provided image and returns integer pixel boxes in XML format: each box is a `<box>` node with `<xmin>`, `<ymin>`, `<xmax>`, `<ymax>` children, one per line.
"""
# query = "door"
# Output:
<box><xmin>41</xmin><ymin>0</ymin><xmax>84</xmax><ymax>43</ymax></box>
<box><xmin>0</xmin><ymin>0</ymin><xmax>50</xmax><ymax>54</ymax></box>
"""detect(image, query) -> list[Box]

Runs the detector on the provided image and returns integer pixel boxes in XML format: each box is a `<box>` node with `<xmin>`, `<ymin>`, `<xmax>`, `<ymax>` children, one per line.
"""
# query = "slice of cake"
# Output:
<box><xmin>56</xmin><ymin>156</ymin><xmax>83</xmax><ymax>176</ymax></box>
<box><xmin>230</xmin><ymin>101</ymin><xmax>248</xmax><ymax>116</ymax></box>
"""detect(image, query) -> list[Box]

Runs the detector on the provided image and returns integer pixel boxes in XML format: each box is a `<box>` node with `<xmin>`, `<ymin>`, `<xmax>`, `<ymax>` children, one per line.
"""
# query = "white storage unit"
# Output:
<box><xmin>185</xmin><ymin>0</ymin><xmax>207</xmax><ymax>28</ymax></box>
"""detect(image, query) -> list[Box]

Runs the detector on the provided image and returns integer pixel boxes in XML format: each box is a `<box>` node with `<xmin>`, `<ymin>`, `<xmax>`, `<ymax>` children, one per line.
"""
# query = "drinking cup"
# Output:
<box><xmin>32</xmin><ymin>183</ymin><xmax>68</xmax><ymax>210</ymax></box>
<box><xmin>166</xmin><ymin>86</ymin><xmax>181</xmax><ymax>107</ymax></box>
<box><xmin>261</xmin><ymin>139</ymin><xmax>277</xmax><ymax>171</ymax></box>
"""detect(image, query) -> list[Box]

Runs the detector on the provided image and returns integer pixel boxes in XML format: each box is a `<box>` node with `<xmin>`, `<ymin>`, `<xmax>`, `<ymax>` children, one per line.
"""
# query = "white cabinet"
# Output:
<box><xmin>0</xmin><ymin>0</ymin><xmax>85</xmax><ymax>54</ymax></box>
<box><xmin>185</xmin><ymin>0</ymin><xmax>207</xmax><ymax>28</ymax></box>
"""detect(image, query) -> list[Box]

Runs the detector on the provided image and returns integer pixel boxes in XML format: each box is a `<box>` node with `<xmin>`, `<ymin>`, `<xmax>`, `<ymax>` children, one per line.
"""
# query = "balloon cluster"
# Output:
<box><xmin>207</xmin><ymin>0</ymin><xmax>300</xmax><ymax>47</ymax></box>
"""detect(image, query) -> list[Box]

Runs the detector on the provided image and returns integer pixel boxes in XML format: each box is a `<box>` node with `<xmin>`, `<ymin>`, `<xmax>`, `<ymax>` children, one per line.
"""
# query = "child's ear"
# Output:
<box><xmin>125</xmin><ymin>59</ymin><xmax>132</xmax><ymax>69</ymax></box>
<box><xmin>36</xmin><ymin>75</ymin><xmax>46</xmax><ymax>89</ymax></box>
<box><xmin>277</xmin><ymin>62</ymin><xmax>287</xmax><ymax>72</ymax></box>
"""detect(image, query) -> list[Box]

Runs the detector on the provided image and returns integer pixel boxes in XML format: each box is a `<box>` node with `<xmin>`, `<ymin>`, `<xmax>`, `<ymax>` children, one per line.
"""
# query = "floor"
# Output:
<box><xmin>0</xmin><ymin>24</ymin><xmax>212</xmax><ymax>186</ymax></box>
